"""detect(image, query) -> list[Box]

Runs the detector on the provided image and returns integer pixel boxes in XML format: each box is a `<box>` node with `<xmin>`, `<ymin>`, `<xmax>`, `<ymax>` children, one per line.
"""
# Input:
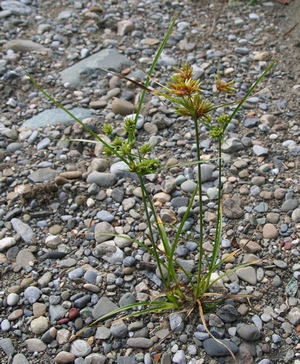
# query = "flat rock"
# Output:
<box><xmin>86</xmin><ymin>171</ymin><xmax>117</xmax><ymax>187</ymax></box>
<box><xmin>60</xmin><ymin>49</ymin><xmax>135</xmax><ymax>86</ymax></box>
<box><xmin>15</xmin><ymin>249</ymin><xmax>36</xmax><ymax>268</ymax></box>
<box><xmin>27</xmin><ymin>168</ymin><xmax>59</xmax><ymax>183</ymax></box>
<box><xmin>236</xmin><ymin>266</ymin><xmax>257</xmax><ymax>285</ymax></box>
<box><xmin>92</xmin><ymin>296</ymin><xmax>119</xmax><ymax>320</ymax></box>
<box><xmin>203</xmin><ymin>338</ymin><xmax>239</xmax><ymax>356</ymax></box>
<box><xmin>12</xmin><ymin>354</ymin><xmax>30</xmax><ymax>364</ymax></box>
<box><xmin>11</xmin><ymin>218</ymin><xmax>35</xmax><ymax>243</ymax></box>
<box><xmin>22</xmin><ymin>108</ymin><xmax>93</xmax><ymax>128</ymax></box>
<box><xmin>0</xmin><ymin>338</ymin><xmax>15</xmax><ymax>356</ymax></box>
<box><xmin>24</xmin><ymin>338</ymin><xmax>47</xmax><ymax>352</ymax></box>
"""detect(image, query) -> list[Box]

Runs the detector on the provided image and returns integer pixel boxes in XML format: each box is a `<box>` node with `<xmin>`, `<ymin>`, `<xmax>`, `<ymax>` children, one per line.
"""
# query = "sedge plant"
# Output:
<box><xmin>25</xmin><ymin>16</ymin><xmax>276</xmax><ymax>358</ymax></box>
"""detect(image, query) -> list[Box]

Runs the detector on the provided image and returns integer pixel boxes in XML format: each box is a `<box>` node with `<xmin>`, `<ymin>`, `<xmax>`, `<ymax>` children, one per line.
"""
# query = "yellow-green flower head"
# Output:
<box><xmin>215</xmin><ymin>71</ymin><xmax>235</xmax><ymax>95</ymax></box>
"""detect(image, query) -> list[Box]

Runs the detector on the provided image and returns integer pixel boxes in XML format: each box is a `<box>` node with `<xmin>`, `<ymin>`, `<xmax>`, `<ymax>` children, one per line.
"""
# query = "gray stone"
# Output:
<box><xmin>0</xmin><ymin>338</ymin><xmax>15</xmax><ymax>356</ymax></box>
<box><xmin>49</xmin><ymin>304</ymin><xmax>67</xmax><ymax>323</ymax></box>
<box><xmin>11</xmin><ymin>218</ymin><xmax>35</xmax><ymax>243</ymax></box>
<box><xmin>244</xmin><ymin>118</ymin><xmax>259</xmax><ymax>128</ymax></box>
<box><xmin>235</xmin><ymin>47</ymin><xmax>250</xmax><ymax>55</ymax></box>
<box><xmin>282</xmin><ymin>199</ymin><xmax>298</xmax><ymax>212</ymax></box>
<box><xmin>15</xmin><ymin>249</ymin><xmax>35</xmax><ymax>269</ymax></box>
<box><xmin>216</xmin><ymin>305</ymin><xmax>239</xmax><ymax>323</ymax></box>
<box><xmin>180</xmin><ymin>180</ymin><xmax>197</xmax><ymax>193</ymax></box>
<box><xmin>94</xmin><ymin>222</ymin><xmax>115</xmax><ymax>243</ymax></box>
<box><xmin>194</xmin><ymin>164</ymin><xmax>213</xmax><ymax>183</ymax></box>
<box><xmin>253</xmin><ymin>145</ymin><xmax>268</xmax><ymax>156</ymax></box>
<box><xmin>92</xmin><ymin>296</ymin><xmax>119</xmax><ymax>320</ymax></box>
<box><xmin>221</xmin><ymin>138</ymin><xmax>244</xmax><ymax>153</ymax></box>
<box><xmin>254</xmin><ymin>202</ymin><xmax>268</xmax><ymax>213</ymax></box>
<box><xmin>24</xmin><ymin>286</ymin><xmax>42</xmax><ymax>304</ymax></box>
<box><xmin>287</xmin><ymin>307</ymin><xmax>300</xmax><ymax>325</ymax></box>
<box><xmin>68</xmin><ymin>268</ymin><xmax>84</xmax><ymax>280</ymax></box>
<box><xmin>110</xmin><ymin>161</ymin><xmax>138</xmax><ymax>181</ymax></box>
<box><xmin>24</xmin><ymin>338</ymin><xmax>47</xmax><ymax>352</ymax></box>
<box><xmin>110</xmin><ymin>320</ymin><xmax>128</xmax><ymax>338</ymax></box>
<box><xmin>1</xmin><ymin>319</ymin><xmax>10</xmax><ymax>332</ymax></box>
<box><xmin>169</xmin><ymin>312</ymin><xmax>184</xmax><ymax>333</ymax></box>
<box><xmin>22</xmin><ymin>108</ymin><xmax>93</xmax><ymax>128</ymax></box>
<box><xmin>96</xmin><ymin>210</ymin><xmax>114</xmax><ymax>222</ymax></box>
<box><xmin>95</xmin><ymin>326</ymin><xmax>111</xmax><ymax>340</ymax></box>
<box><xmin>7</xmin><ymin>142</ymin><xmax>22</xmax><ymax>153</ymax></box>
<box><xmin>173</xmin><ymin>350</ymin><xmax>186</xmax><ymax>364</ymax></box>
<box><xmin>12</xmin><ymin>354</ymin><xmax>30</xmax><ymax>364</ymax></box>
<box><xmin>27</xmin><ymin>168</ymin><xmax>59</xmax><ymax>183</ymax></box>
<box><xmin>84</xmin><ymin>270</ymin><xmax>98</xmax><ymax>284</ymax></box>
<box><xmin>93</xmin><ymin>241</ymin><xmax>124</xmax><ymax>264</ymax></box>
<box><xmin>127</xmin><ymin>338</ymin><xmax>153</xmax><ymax>349</ymax></box>
<box><xmin>292</xmin><ymin>208</ymin><xmax>300</xmax><ymax>222</ymax></box>
<box><xmin>203</xmin><ymin>338</ymin><xmax>239</xmax><ymax>356</ymax></box>
<box><xmin>161</xmin><ymin>353</ymin><xmax>171</xmax><ymax>364</ymax></box>
<box><xmin>119</xmin><ymin>292</ymin><xmax>136</xmax><ymax>307</ymax></box>
<box><xmin>118</xmin><ymin>356</ymin><xmax>136</xmax><ymax>364</ymax></box>
<box><xmin>236</xmin><ymin>266</ymin><xmax>257</xmax><ymax>285</ymax></box>
<box><xmin>7</xmin><ymin>293</ymin><xmax>19</xmax><ymax>306</ymax></box>
<box><xmin>85</xmin><ymin>353</ymin><xmax>107</xmax><ymax>364</ymax></box>
<box><xmin>36</xmin><ymin>137</ymin><xmax>51</xmax><ymax>150</ymax></box>
<box><xmin>223</xmin><ymin>197</ymin><xmax>243</xmax><ymax>218</ymax></box>
<box><xmin>86</xmin><ymin>171</ymin><xmax>117</xmax><ymax>187</ymax></box>
<box><xmin>60</xmin><ymin>49</ymin><xmax>135</xmax><ymax>86</ymax></box>
<box><xmin>70</xmin><ymin>339</ymin><xmax>91</xmax><ymax>357</ymax></box>
<box><xmin>237</xmin><ymin>324</ymin><xmax>261</xmax><ymax>340</ymax></box>
<box><xmin>1</xmin><ymin>2</ymin><xmax>31</xmax><ymax>16</ymax></box>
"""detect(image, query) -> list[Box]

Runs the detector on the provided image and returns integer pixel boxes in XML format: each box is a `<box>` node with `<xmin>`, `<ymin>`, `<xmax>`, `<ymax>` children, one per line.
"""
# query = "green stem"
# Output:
<box><xmin>138</xmin><ymin>175</ymin><xmax>174</xmax><ymax>289</ymax></box>
<box><xmin>205</xmin><ymin>138</ymin><xmax>223</xmax><ymax>290</ymax></box>
<box><xmin>194</xmin><ymin>118</ymin><xmax>204</xmax><ymax>299</ymax></box>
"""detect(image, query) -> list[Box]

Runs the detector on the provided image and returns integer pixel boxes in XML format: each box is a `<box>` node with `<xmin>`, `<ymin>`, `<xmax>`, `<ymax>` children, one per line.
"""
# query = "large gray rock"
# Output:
<box><xmin>22</xmin><ymin>108</ymin><xmax>93</xmax><ymax>128</ymax></box>
<box><xmin>60</xmin><ymin>49</ymin><xmax>135</xmax><ymax>86</ymax></box>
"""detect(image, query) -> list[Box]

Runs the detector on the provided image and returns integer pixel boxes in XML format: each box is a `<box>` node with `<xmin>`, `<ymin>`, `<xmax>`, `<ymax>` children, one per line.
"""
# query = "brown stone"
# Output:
<box><xmin>59</xmin><ymin>171</ymin><xmax>82</xmax><ymax>179</ymax></box>
<box><xmin>111</xmin><ymin>98</ymin><xmax>136</xmax><ymax>116</ymax></box>
<box><xmin>263</xmin><ymin>223</ymin><xmax>279</xmax><ymax>239</ymax></box>
<box><xmin>53</xmin><ymin>351</ymin><xmax>76</xmax><ymax>364</ymax></box>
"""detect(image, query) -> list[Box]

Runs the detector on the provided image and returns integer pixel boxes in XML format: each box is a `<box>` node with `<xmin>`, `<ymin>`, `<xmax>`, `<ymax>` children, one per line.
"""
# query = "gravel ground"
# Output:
<box><xmin>0</xmin><ymin>0</ymin><xmax>300</xmax><ymax>363</ymax></box>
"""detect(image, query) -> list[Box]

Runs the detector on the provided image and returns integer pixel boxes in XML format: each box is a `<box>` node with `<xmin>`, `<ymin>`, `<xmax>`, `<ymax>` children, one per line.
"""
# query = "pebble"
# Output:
<box><xmin>236</xmin><ymin>266</ymin><xmax>257</xmax><ymax>285</ymax></box>
<box><xmin>0</xmin><ymin>237</ymin><xmax>16</xmax><ymax>251</ymax></box>
<box><xmin>203</xmin><ymin>338</ymin><xmax>239</xmax><ymax>356</ymax></box>
<box><xmin>237</xmin><ymin>324</ymin><xmax>261</xmax><ymax>341</ymax></box>
<box><xmin>112</xmin><ymin>99</ymin><xmax>136</xmax><ymax>115</ymax></box>
<box><xmin>53</xmin><ymin>351</ymin><xmax>76</xmax><ymax>364</ymax></box>
<box><xmin>263</xmin><ymin>223</ymin><xmax>279</xmax><ymax>239</ymax></box>
<box><xmin>30</xmin><ymin>316</ymin><xmax>49</xmax><ymax>335</ymax></box>
<box><xmin>24</xmin><ymin>287</ymin><xmax>42</xmax><ymax>304</ymax></box>
<box><xmin>127</xmin><ymin>338</ymin><xmax>153</xmax><ymax>349</ymax></box>
<box><xmin>70</xmin><ymin>339</ymin><xmax>92</xmax><ymax>357</ymax></box>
